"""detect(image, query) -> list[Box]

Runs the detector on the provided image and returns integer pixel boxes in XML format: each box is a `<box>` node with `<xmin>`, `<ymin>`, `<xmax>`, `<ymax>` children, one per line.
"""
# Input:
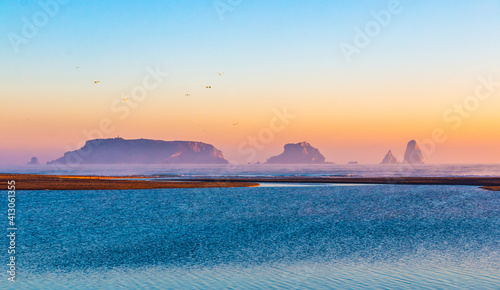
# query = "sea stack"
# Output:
<box><xmin>380</xmin><ymin>150</ymin><xmax>398</xmax><ymax>164</ymax></box>
<box><xmin>266</xmin><ymin>141</ymin><xmax>326</xmax><ymax>164</ymax></box>
<box><xmin>403</xmin><ymin>140</ymin><xmax>424</xmax><ymax>164</ymax></box>
<box><xmin>27</xmin><ymin>157</ymin><xmax>40</xmax><ymax>165</ymax></box>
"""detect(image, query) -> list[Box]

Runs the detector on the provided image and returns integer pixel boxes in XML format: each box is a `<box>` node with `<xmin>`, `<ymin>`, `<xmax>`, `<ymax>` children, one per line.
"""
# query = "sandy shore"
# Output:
<box><xmin>2</xmin><ymin>174</ymin><xmax>500</xmax><ymax>191</ymax></box>
<box><xmin>175</xmin><ymin>176</ymin><xmax>500</xmax><ymax>190</ymax></box>
<box><xmin>0</xmin><ymin>174</ymin><xmax>259</xmax><ymax>190</ymax></box>
<box><xmin>482</xmin><ymin>186</ymin><xmax>500</xmax><ymax>191</ymax></box>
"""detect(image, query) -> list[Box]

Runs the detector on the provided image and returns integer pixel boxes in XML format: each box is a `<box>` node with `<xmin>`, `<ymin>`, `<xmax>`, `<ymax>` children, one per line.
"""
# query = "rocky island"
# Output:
<box><xmin>266</xmin><ymin>141</ymin><xmax>327</xmax><ymax>164</ymax></box>
<box><xmin>27</xmin><ymin>157</ymin><xmax>40</xmax><ymax>165</ymax></box>
<box><xmin>47</xmin><ymin>138</ymin><xmax>229</xmax><ymax>165</ymax></box>
<box><xmin>403</xmin><ymin>140</ymin><xmax>424</xmax><ymax>164</ymax></box>
<box><xmin>380</xmin><ymin>150</ymin><xmax>398</xmax><ymax>164</ymax></box>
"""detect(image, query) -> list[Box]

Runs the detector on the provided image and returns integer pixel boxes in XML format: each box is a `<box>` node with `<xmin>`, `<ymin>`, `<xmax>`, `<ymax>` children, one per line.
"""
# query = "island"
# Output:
<box><xmin>47</xmin><ymin>138</ymin><xmax>229</xmax><ymax>165</ymax></box>
<box><xmin>380</xmin><ymin>150</ymin><xmax>398</xmax><ymax>164</ymax></box>
<box><xmin>266</xmin><ymin>141</ymin><xmax>327</xmax><ymax>164</ymax></box>
<box><xmin>27</xmin><ymin>157</ymin><xmax>40</xmax><ymax>165</ymax></box>
<box><xmin>403</xmin><ymin>140</ymin><xmax>424</xmax><ymax>164</ymax></box>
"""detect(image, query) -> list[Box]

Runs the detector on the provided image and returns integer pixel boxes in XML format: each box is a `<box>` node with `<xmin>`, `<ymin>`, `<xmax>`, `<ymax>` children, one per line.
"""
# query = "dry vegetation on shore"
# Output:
<box><xmin>0</xmin><ymin>174</ymin><xmax>259</xmax><ymax>190</ymax></box>
<box><xmin>2</xmin><ymin>174</ymin><xmax>499</xmax><ymax>191</ymax></box>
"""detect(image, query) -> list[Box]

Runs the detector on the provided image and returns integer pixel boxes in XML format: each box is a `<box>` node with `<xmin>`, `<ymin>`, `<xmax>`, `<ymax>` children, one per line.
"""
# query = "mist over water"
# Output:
<box><xmin>3</xmin><ymin>184</ymin><xmax>500</xmax><ymax>289</ymax></box>
<box><xmin>3</xmin><ymin>163</ymin><xmax>500</xmax><ymax>178</ymax></box>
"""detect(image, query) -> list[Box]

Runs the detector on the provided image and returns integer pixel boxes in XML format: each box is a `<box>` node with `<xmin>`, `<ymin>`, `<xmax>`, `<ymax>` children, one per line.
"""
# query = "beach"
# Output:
<box><xmin>178</xmin><ymin>176</ymin><xmax>500</xmax><ymax>187</ymax></box>
<box><xmin>2</xmin><ymin>173</ymin><xmax>500</xmax><ymax>191</ymax></box>
<box><xmin>0</xmin><ymin>174</ymin><xmax>259</xmax><ymax>190</ymax></box>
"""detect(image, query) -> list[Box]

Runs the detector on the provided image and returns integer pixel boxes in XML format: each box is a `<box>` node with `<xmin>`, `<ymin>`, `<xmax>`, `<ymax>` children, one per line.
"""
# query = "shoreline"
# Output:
<box><xmin>175</xmin><ymin>176</ymin><xmax>500</xmax><ymax>191</ymax></box>
<box><xmin>176</xmin><ymin>176</ymin><xmax>500</xmax><ymax>184</ymax></box>
<box><xmin>0</xmin><ymin>174</ymin><xmax>259</xmax><ymax>190</ymax></box>
<box><xmin>482</xmin><ymin>186</ymin><xmax>500</xmax><ymax>191</ymax></box>
<box><xmin>2</xmin><ymin>174</ymin><xmax>500</xmax><ymax>191</ymax></box>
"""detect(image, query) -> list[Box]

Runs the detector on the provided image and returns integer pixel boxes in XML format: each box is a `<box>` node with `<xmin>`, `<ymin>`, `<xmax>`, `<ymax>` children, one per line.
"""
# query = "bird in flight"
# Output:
<box><xmin>122</xmin><ymin>98</ymin><xmax>129</xmax><ymax>101</ymax></box>
<box><xmin>76</xmin><ymin>66</ymin><xmax>80</xmax><ymax>69</ymax></box>
<box><xmin>205</xmin><ymin>86</ymin><xmax>212</xmax><ymax>89</ymax></box>
<box><xmin>94</xmin><ymin>81</ymin><xmax>100</xmax><ymax>84</ymax></box>
<box><xmin>185</xmin><ymin>94</ymin><xmax>191</xmax><ymax>96</ymax></box>
<box><xmin>233</xmin><ymin>123</ymin><xmax>238</xmax><ymax>126</ymax></box>
<box><xmin>218</xmin><ymin>72</ymin><xmax>224</xmax><ymax>76</ymax></box>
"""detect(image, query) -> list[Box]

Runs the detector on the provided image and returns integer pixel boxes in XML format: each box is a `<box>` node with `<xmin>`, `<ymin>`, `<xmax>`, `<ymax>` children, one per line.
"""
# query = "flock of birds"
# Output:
<box><xmin>92</xmin><ymin>71</ymin><xmax>224</xmax><ymax>94</ymax></box>
<box><xmin>87</xmin><ymin>68</ymin><xmax>238</xmax><ymax>126</ymax></box>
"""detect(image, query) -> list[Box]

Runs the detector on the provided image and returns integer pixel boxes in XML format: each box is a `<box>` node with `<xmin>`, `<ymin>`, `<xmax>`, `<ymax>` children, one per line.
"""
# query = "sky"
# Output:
<box><xmin>1</xmin><ymin>0</ymin><xmax>500</xmax><ymax>165</ymax></box>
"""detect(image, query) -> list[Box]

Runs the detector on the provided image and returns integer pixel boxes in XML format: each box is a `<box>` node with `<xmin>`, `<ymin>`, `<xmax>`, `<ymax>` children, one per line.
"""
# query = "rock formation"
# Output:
<box><xmin>47</xmin><ymin>138</ymin><xmax>229</xmax><ymax>165</ymax></box>
<box><xmin>27</xmin><ymin>157</ymin><xmax>39</xmax><ymax>165</ymax></box>
<box><xmin>380</xmin><ymin>150</ymin><xmax>398</xmax><ymax>164</ymax></box>
<box><xmin>403</xmin><ymin>140</ymin><xmax>424</xmax><ymax>164</ymax></box>
<box><xmin>266</xmin><ymin>141</ymin><xmax>326</xmax><ymax>164</ymax></box>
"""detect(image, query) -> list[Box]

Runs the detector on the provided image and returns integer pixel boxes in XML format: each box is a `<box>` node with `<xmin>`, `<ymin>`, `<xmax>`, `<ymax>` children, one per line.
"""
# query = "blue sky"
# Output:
<box><xmin>2</xmin><ymin>0</ymin><xmax>499</xmax><ymax>86</ymax></box>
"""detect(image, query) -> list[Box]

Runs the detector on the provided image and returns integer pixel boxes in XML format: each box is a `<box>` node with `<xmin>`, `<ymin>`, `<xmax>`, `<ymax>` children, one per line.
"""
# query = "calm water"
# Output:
<box><xmin>2</xmin><ymin>184</ymin><xmax>500</xmax><ymax>289</ymax></box>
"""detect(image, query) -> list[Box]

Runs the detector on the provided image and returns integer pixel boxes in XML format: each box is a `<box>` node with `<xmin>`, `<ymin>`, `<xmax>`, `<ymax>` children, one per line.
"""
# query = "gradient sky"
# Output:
<box><xmin>1</xmin><ymin>0</ymin><xmax>500</xmax><ymax>165</ymax></box>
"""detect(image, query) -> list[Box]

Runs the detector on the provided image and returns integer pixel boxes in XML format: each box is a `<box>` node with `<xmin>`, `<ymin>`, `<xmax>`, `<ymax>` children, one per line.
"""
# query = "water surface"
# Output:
<box><xmin>3</xmin><ymin>184</ymin><xmax>499</xmax><ymax>289</ymax></box>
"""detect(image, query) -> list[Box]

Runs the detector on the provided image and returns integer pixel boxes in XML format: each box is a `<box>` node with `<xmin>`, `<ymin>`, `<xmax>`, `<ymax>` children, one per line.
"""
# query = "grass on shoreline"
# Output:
<box><xmin>2</xmin><ymin>174</ymin><xmax>500</xmax><ymax>191</ymax></box>
<box><xmin>0</xmin><ymin>174</ymin><xmax>259</xmax><ymax>191</ymax></box>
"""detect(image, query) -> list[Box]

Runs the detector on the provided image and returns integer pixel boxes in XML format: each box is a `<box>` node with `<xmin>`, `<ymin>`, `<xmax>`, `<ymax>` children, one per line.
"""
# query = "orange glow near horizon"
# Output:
<box><xmin>2</xmin><ymin>84</ymin><xmax>500</xmax><ymax>165</ymax></box>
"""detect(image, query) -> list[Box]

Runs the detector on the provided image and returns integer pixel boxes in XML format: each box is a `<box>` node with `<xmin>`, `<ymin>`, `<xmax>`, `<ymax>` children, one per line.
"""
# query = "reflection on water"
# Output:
<box><xmin>10</xmin><ymin>260</ymin><xmax>500</xmax><ymax>289</ymax></box>
<box><xmin>3</xmin><ymin>184</ymin><xmax>500</xmax><ymax>289</ymax></box>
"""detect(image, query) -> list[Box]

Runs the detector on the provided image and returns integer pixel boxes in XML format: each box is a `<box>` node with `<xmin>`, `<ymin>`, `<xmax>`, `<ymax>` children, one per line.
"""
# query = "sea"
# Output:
<box><xmin>1</xmin><ymin>164</ymin><xmax>500</xmax><ymax>289</ymax></box>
